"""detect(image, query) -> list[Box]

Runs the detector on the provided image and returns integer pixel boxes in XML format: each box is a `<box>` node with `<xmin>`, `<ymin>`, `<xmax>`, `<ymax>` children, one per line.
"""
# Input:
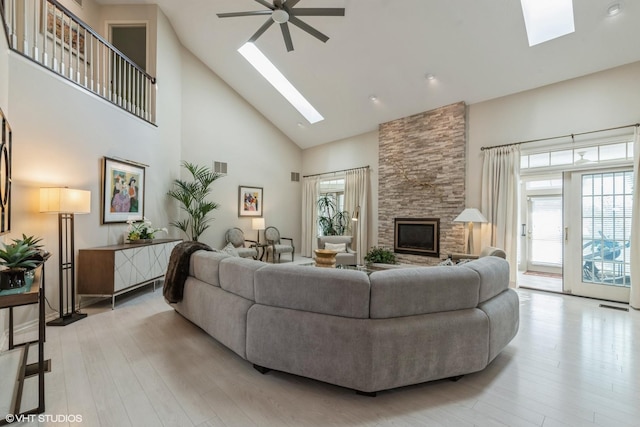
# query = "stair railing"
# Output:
<box><xmin>1</xmin><ymin>0</ymin><xmax>156</xmax><ymax>123</ymax></box>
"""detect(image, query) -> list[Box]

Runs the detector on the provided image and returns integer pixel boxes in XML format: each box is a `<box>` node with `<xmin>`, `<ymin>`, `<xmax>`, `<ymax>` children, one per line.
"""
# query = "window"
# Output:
<box><xmin>521</xmin><ymin>138</ymin><xmax>634</xmax><ymax>172</ymax></box>
<box><xmin>318</xmin><ymin>178</ymin><xmax>346</xmax><ymax>235</ymax></box>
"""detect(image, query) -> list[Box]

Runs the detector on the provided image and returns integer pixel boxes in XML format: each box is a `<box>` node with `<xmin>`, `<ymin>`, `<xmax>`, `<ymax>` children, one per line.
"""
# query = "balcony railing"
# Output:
<box><xmin>1</xmin><ymin>0</ymin><xmax>156</xmax><ymax>123</ymax></box>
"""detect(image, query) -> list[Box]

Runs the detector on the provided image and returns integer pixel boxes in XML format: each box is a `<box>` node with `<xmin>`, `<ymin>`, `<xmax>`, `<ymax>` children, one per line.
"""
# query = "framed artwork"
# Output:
<box><xmin>238</xmin><ymin>186</ymin><xmax>263</xmax><ymax>217</ymax></box>
<box><xmin>0</xmin><ymin>108</ymin><xmax>11</xmax><ymax>235</ymax></box>
<box><xmin>101</xmin><ymin>157</ymin><xmax>145</xmax><ymax>224</ymax></box>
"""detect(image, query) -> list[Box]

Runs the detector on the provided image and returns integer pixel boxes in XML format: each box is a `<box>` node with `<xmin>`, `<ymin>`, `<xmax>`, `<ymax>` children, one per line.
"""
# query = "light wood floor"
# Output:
<box><xmin>10</xmin><ymin>285</ymin><xmax>640</xmax><ymax>427</ymax></box>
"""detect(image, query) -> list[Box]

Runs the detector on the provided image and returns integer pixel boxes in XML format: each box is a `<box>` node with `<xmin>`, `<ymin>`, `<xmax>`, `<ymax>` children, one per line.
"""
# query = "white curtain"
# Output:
<box><xmin>345</xmin><ymin>168</ymin><xmax>369</xmax><ymax>265</ymax></box>
<box><xmin>630</xmin><ymin>128</ymin><xmax>640</xmax><ymax>309</ymax></box>
<box><xmin>301</xmin><ymin>177</ymin><xmax>319</xmax><ymax>257</ymax></box>
<box><xmin>481</xmin><ymin>145</ymin><xmax>521</xmax><ymax>285</ymax></box>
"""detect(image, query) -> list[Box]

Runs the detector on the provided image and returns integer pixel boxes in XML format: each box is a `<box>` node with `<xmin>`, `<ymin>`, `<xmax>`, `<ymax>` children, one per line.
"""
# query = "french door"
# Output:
<box><xmin>564</xmin><ymin>168</ymin><xmax>633</xmax><ymax>302</ymax></box>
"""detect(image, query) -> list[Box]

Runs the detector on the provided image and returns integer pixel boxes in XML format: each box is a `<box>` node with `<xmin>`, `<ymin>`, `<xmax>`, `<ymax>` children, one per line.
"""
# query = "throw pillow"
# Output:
<box><xmin>324</xmin><ymin>242</ymin><xmax>347</xmax><ymax>253</ymax></box>
<box><xmin>221</xmin><ymin>242</ymin><xmax>240</xmax><ymax>257</ymax></box>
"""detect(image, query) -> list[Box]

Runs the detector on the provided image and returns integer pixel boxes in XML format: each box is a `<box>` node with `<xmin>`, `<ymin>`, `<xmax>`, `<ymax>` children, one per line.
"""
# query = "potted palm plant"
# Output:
<box><xmin>167</xmin><ymin>162</ymin><xmax>223</xmax><ymax>241</ymax></box>
<box><xmin>0</xmin><ymin>241</ymin><xmax>39</xmax><ymax>290</ymax></box>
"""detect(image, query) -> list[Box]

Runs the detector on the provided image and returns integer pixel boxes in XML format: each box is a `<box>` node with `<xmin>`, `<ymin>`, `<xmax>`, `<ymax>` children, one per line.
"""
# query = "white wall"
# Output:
<box><xmin>301</xmin><ymin>130</ymin><xmax>379</xmax><ymax>248</ymax></box>
<box><xmin>467</xmin><ymin>61</ymin><xmax>640</xmax><ymax>210</ymax></box>
<box><xmin>3</xmin><ymin>5</ymin><xmax>183</xmax><ymax>330</ymax></box>
<box><xmin>180</xmin><ymin>49</ymin><xmax>302</xmax><ymax>249</ymax></box>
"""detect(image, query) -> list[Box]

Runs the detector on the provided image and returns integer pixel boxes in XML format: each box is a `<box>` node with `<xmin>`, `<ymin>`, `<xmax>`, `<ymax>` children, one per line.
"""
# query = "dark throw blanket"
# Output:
<box><xmin>163</xmin><ymin>241</ymin><xmax>213</xmax><ymax>303</ymax></box>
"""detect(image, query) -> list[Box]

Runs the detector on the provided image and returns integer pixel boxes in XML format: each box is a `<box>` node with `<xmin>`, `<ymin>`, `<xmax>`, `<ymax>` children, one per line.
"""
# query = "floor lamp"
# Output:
<box><xmin>453</xmin><ymin>208</ymin><xmax>488</xmax><ymax>255</ymax></box>
<box><xmin>40</xmin><ymin>187</ymin><xmax>91</xmax><ymax>326</ymax></box>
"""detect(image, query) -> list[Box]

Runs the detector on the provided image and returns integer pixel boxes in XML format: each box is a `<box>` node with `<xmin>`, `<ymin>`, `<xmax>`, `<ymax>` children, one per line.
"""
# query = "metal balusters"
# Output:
<box><xmin>1</xmin><ymin>0</ymin><xmax>156</xmax><ymax>123</ymax></box>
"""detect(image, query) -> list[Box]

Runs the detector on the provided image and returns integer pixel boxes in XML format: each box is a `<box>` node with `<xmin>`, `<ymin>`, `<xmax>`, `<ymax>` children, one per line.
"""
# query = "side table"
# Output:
<box><xmin>0</xmin><ymin>257</ymin><xmax>50</xmax><ymax>425</ymax></box>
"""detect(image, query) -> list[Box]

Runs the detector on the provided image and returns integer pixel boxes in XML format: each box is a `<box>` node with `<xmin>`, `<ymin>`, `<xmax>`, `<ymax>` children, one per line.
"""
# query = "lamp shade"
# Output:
<box><xmin>40</xmin><ymin>188</ymin><xmax>91</xmax><ymax>214</ymax></box>
<box><xmin>252</xmin><ymin>218</ymin><xmax>265</xmax><ymax>230</ymax></box>
<box><xmin>453</xmin><ymin>208</ymin><xmax>487</xmax><ymax>223</ymax></box>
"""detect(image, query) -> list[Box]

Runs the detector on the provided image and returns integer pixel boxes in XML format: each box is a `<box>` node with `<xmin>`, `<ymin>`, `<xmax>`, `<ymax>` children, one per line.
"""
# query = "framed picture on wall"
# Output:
<box><xmin>238</xmin><ymin>186</ymin><xmax>263</xmax><ymax>217</ymax></box>
<box><xmin>101</xmin><ymin>157</ymin><xmax>145</xmax><ymax>224</ymax></box>
<box><xmin>0</xmin><ymin>108</ymin><xmax>11</xmax><ymax>235</ymax></box>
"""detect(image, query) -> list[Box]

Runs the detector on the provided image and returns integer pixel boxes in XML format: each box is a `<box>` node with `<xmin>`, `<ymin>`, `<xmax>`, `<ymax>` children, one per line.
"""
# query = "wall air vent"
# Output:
<box><xmin>291</xmin><ymin>172</ymin><xmax>300</xmax><ymax>182</ymax></box>
<box><xmin>73</xmin><ymin>0</ymin><xmax>83</xmax><ymax>6</ymax></box>
<box><xmin>214</xmin><ymin>161</ymin><xmax>227</xmax><ymax>175</ymax></box>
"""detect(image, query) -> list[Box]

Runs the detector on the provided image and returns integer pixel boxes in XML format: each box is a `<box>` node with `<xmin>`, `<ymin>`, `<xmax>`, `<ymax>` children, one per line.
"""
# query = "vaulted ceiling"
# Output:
<box><xmin>96</xmin><ymin>0</ymin><xmax>640</xmax><ymax>149</ymax></box>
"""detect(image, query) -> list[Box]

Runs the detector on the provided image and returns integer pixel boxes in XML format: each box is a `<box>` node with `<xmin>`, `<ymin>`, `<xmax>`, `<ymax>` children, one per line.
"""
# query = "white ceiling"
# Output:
<box><xmin>95</xmin><ymin>0</ymin><xmax>640</xmax><ymax>149</ymax></box>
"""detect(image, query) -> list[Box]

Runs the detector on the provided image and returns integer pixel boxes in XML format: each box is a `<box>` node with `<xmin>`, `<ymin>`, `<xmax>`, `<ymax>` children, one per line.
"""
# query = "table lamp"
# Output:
<box><xmin>252</xmin><ymin>217</ymin><xmax>265</xmax><ymax>243</ymax></box>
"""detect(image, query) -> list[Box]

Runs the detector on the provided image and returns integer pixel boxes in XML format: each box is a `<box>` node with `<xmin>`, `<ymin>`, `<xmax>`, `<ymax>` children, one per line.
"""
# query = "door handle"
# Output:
<box><xmin>521</xmin><ymin>224</ymin><xmax>526</xmax><ymax>237</ymax></box>
<box><xmin>565</xmin><ymin>227</ymin><xmax>568</xmax><ymax>241</ymax></box>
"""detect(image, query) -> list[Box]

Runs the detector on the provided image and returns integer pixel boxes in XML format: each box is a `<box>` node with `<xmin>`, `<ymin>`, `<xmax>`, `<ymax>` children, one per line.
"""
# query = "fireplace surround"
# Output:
<box><xmin>394</xmin><ymin>218</ymin><xmax>440</xmax><ymax>258</ymax></box>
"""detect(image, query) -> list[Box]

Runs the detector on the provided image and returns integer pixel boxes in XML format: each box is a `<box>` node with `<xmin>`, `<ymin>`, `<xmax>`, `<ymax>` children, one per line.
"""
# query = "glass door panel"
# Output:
<box><xmin>565</xmin><ymin>168</ymin><xmax>632</xmax><ymax>302</ymax></box>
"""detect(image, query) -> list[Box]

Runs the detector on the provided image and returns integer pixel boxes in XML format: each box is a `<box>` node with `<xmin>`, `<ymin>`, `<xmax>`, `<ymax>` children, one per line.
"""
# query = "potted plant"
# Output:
<box><xmin>364</xmin><ymin>246</ymin><xmax>398</xmax><ymax>267</ymax></box>
<box><xmin>317</xmin><ymin>195</ymin><xmax>350</xmax><ymax>236</ymax></box>
<box><xmin>0</xmin><ymin>241</ymin><xmax>39</xmax><ymax>290</ymax></box>
<box><xmin>126</xmin><ymin>218</ymin><xmax>168</xmax><ymax>243</ymax></box>
<box><xmin>167</xmin><ymin>161</ymin><xmax>223</xmax><ymax>241</ymax></box>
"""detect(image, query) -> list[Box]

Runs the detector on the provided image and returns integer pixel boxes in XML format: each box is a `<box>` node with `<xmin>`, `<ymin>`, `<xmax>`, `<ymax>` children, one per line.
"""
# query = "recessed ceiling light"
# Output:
<box><xmin>425</xmin><ymin>73</ymin><xmax>435</xmax><ymax>81</ymax></box>
<box><xmin>607</xmin><ymin>3</ymin><xmax>622</xmax><ymax>16</ymax></box>
<box><xmin>520</xmin><ymin>0</ymin><xmax>575</xmax><ymax>46</ymax></box>
<box><xmin>369</xmin><ymin>95</ymin><xmax>378</xmax><ymax>102</ymax></box>
<box><xmin>238</xmin><ymin>43</ymin><xmax>324</xmax><ymax>124</ymax></box>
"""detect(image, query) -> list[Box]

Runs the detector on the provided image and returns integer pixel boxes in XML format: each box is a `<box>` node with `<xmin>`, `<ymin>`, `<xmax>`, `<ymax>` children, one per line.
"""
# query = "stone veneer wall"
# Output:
<box><xmin>378</xmin><ymin>102</ymin><xmax>466</xmax><ymax>265</ymax></box>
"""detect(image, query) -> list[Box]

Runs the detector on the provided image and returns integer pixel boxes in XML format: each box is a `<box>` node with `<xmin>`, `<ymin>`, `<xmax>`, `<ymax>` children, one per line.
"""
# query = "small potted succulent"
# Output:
<box><xmin>0</xmin><ymin>241</ymin><xmax>39</xmax><ymax>290</ymax></box>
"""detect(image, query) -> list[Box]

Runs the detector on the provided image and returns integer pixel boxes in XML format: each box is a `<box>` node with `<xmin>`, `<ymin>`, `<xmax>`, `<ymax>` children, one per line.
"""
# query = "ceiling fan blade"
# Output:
<box><xmin>254</xmin><ymin>0</ymin><xmax>275</xmax><ymax>10</ymax></box>
<box><xmin>249</xmin><ymin>18</ymin><xmax>275</xmax><ymax>43</ymax></box>
<box><xmin>280</xmin><ymin>22</ymin><xmax>294</xmax><ymax>52</ymax></box>
<box><xmin>217</xmin><ymin>10</ymin><xmax>273</xmax><ymax>18</ymax></box>
<box><xmin>288</xmin><ymin>16</ymin><xmax>329</xmax><ymax>43</ymax></box>
<box><xmin>291</xmin><ymin>8</ymin><xmax>345</xmax><ymax>17</ymax></box>
<box><xmin>284</xmin><ymin>0</ymin><xmax>301</xmax><ymax>7</ymax></box>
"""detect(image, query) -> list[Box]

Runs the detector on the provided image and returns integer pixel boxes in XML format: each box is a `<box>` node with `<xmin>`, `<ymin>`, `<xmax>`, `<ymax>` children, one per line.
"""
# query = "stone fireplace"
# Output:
<box><xmin>378</xmin><ymin>102</ymin><xmax>466</xmax><ymax>265</ymax></box>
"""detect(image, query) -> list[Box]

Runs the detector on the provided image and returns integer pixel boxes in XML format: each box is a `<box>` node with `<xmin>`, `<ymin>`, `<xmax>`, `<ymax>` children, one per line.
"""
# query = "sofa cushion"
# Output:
<box><xmin>461</xmin><ymin>256</ymin><xmax>510</xmax><ymax>303</ymax></box>
<box><xmin>189</xmin><ymin>250</ymin><xmax>231</xmax><ymax>287</ymax></box>
<box><xmin>255</xmin><ymin>264</ymin><xmax>370</xmax><ymax>318</ymax></box>
<box><xmin>369</xmin><ymin>266</ymin><xmax>480</xmax><ymax>319</ymax></box>
<box><xmin>219</xmin><ymin>257</ymin><xmax>266</xmax><ymax>301</ymax></box>
<box><xmin>324</xmin><ymin>242</ymin><xmax>346</xmax><ymax>252</ymax></box>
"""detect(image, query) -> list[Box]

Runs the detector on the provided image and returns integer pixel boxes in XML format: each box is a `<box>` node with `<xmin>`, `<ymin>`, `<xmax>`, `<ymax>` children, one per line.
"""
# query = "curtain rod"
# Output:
<box><xmin>480</xmin><ymin>123</ymin><xmax>639</xmax><ymax>151</ymax></box>
<box><xmin>303</xmin><ymin>165</ymin><xmax>369</xmax><ymax>179</ymax></box>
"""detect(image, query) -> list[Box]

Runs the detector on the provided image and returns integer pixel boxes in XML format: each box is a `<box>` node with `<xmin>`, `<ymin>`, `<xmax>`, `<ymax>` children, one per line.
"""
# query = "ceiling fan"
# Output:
<box><xmin>217</xmin><ymin>0</ymin><xmax>345</xmax><ymax>52</ymax></box>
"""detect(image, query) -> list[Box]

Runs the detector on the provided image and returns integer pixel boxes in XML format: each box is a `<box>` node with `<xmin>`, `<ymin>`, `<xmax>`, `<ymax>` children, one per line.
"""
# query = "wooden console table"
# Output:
<box><xmin>78</xmin><ymin>239</ymin><xmax>181</xmax><ymax>309</ymax></box>
<box><xmin>0</xmin><ymin>259</ymin><xmax>50</xmax><ymax>425</ymax></box>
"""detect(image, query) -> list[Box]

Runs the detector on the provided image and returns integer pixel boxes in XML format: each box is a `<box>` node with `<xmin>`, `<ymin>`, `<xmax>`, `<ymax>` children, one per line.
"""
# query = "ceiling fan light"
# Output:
<box><xmin>272</xmin><ymin>9</ymin><xmax>289</xmax><ymax>24</ymax></box>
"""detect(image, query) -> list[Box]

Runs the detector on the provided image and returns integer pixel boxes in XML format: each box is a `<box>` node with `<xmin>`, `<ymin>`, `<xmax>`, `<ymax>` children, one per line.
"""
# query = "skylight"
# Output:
<box><xmin>238</xmin><ymin>43</ymin><xmax>324</xmax><ymax>124</ymax></box>
<box><xmin>520</xmin><ymin>0</ymin><xmax>575</xmax><ymax>46</ymax></box>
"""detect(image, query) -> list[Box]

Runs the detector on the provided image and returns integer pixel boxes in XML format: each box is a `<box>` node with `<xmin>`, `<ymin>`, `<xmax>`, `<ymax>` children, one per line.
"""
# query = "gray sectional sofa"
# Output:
<box><xmin>170</xmin><ymin>251</ymin><xmax>519</xmax><ymax>395</ymax></box>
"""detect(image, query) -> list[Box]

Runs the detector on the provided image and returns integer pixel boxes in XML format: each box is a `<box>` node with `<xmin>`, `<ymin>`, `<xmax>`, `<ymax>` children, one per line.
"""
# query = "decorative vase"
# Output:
<box><xmin>314</xmin><ymin>249</ymin><xmax>338</xmax><ymax>268</ymax></box>
<box><xmin>0</xmin><ymin>268</ymin><xmax>26</xmax><ymax>290</ymax></box>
